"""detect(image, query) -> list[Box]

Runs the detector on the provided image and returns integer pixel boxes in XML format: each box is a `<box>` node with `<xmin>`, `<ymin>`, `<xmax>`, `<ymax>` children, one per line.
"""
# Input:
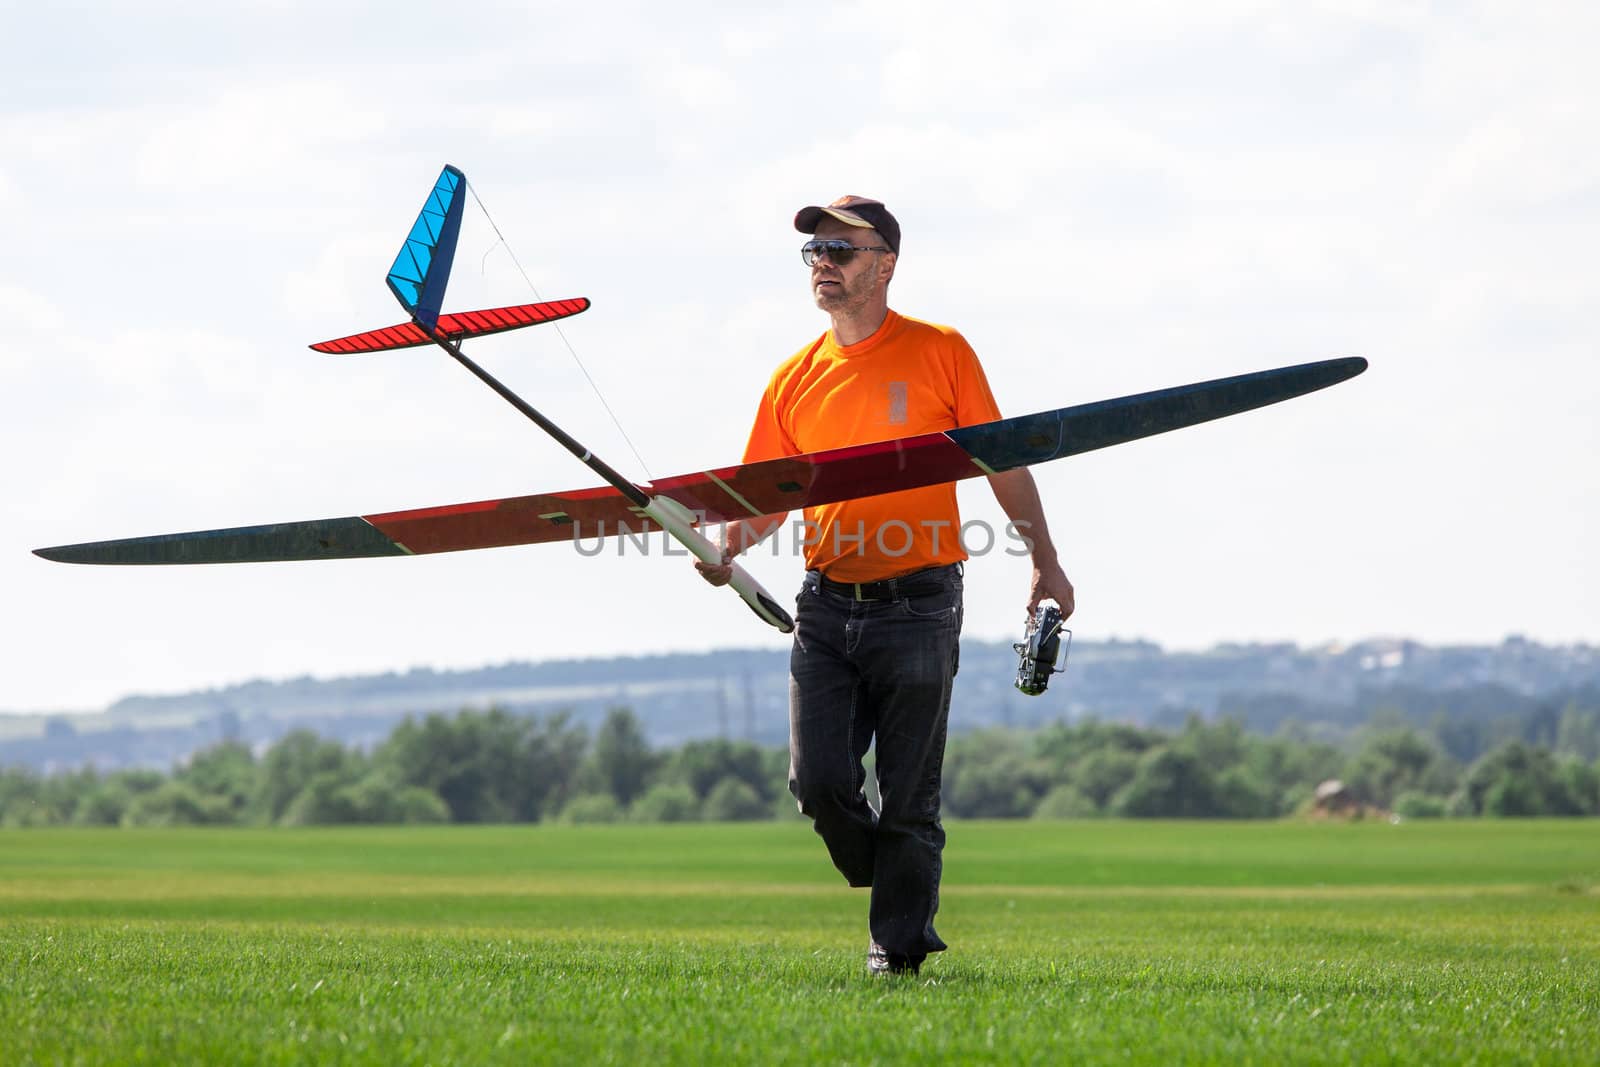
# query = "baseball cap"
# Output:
<box><xmin>794</xmin><ymin>195</ymin><xmax>901</xmax><ymax>255</ymax></box>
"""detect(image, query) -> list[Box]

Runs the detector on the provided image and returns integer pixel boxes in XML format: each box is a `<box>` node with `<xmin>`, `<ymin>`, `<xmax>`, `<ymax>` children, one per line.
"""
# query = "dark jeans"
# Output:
<box><xmin>787</xmin><ymin>563</ymin><xmax>963</xmax><ymax>959</ymax></box>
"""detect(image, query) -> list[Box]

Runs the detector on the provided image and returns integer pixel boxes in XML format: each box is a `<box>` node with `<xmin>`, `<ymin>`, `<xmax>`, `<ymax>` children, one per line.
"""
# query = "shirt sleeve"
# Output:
<box><xmin>950</xmin><ymin>332</ymin><xmax>1003</xmax><ymax>427</ymax></box>
<box><xmin>740</xmin><ymin>377</ymin><xmax>801</xmax><ymax>463</ymax></box>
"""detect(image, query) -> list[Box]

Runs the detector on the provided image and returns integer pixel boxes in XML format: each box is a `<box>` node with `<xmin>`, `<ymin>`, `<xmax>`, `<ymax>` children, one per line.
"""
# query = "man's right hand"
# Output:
<box><xmin>695</xmin><ymin>544</ymin><xmax>735</xmax><ymax>587</ymax></box>
<box><xmin>693</xmin><ymin>515</ymin><xmax>786</xmax><ymax>587</ymax></box>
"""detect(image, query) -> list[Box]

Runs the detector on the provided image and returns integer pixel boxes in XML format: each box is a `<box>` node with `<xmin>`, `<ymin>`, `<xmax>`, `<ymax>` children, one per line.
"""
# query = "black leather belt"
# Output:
<box><xmin>814</xmin><ymin>564</ymin><xmax>956</xmax><ymax>602</ymax></box>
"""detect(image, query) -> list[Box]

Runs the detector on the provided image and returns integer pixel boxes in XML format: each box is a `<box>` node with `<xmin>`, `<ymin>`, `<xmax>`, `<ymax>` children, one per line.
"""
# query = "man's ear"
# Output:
<box><xmin>879</xmin><ymin>251</ymin><xmax>897</xmax><ymax>285</ymax></box>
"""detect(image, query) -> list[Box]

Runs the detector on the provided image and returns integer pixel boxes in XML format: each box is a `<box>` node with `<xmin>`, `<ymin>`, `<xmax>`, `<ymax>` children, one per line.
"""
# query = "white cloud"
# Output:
<box><xmin>0</xmin><ymin>285</ymin><xmax>67</xmax><ymax>358</ymax></box>
<box><xmin>0</xmin><ymin>166</ymin><xmax>17</xmax><ymax>216</ymax></box>
<box><xmin>134</xmin><ymin>80</ymin><xmax>393</xmax><ymax>190</ymax></box>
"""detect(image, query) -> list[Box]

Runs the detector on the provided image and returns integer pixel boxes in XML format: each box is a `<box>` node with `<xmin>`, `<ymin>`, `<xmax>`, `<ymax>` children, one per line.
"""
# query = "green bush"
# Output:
<box><xmin>72</xmin><ymin>786</ymin><xmax>132</xmax><ymax>826</ymax></box>
<box><xmin>561</xmin><ymin>793</ymin><xmax>624</xmax><ymax>824</ymax></box>
<box><xmin>631</xmin><ymin>783</ymin><xmax>700</xmax><ymax>823</ymax></box>
<box><xmin>1070</xmin><ymin>748</ymin><xmax>1140</xmax><ymax>810</ymax></box>
<box><xmin>943</xmin><ymin>729</ymin><xmax>1047</xmax><ymax>817</ymax></box>
<box><xmin>1032</xmin><ymin>784</ymin><xmax>1098</xmax><ymax>819</ymax></box>
<box><xmin>1214</xmin><ymin>766</ymin><xmax>1278</xmax><ymax>818</ymax></box>
<box><xmin>664</xmin><ymin>740</ymin><xmax>776</xmax><ymax>805</ymax></box>
<box><xmin>393</xmin><ymin>786</ymin><xmax>451</xmax><ymax>824</ymax></box>
<box><xmin>1393</xmin><ymin>791</ymin><xmax>1448</xmax><ymax>819</ymax></box>
<box><xmin>703</xmin><ymin>779</ymin><xmax>769</xmax><ymax>822</ymax></box>
<box><xmin>1560</xmin><ymin>757</ymin><xmax>1599</xmax><ymax>815</ymax></box>
<box><xmin>1462</xmin><ymin>742</ymin><xmax>1582</xmax><ymax>816</ymax></box>
<box><xmin>281</xmin><ymin>773</ymin><xmax>363</xmax><ymax>826</ymax></box>
<box><xmin>1110</xmin><ymin>747</ymin><xmax>1222</xmax><ymax>818</ymax></box>
<box><xmin>1345</xmin><ymin>729</ymin><xmax>1441</xmax><ymax>809</ymax></box>
<box><xmin>272</xmin><ymin>773</ymin><xmax>449</xmax><ymax>826</ymax></box>
<box><xmin>122</xmin><ymin>782</ymin><xmax>237</xmax><ymax>826</ymax></box>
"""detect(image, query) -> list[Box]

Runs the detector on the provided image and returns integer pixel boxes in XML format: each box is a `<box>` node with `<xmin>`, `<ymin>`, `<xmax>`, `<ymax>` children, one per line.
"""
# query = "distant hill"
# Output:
<box><xmin>3</xmin><ymin>635</ymin><xmax>1596</xmax><ymax>773</ymax></box>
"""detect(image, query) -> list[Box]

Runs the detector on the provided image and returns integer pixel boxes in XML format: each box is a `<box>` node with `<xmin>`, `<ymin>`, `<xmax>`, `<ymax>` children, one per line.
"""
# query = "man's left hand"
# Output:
<box><xmin>1030</xmin><ymin>558</ymin><xmax>1075</xmax><ymax>619</ymax></box>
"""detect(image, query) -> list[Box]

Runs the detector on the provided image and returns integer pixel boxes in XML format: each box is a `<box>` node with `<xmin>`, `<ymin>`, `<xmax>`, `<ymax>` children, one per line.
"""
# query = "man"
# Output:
<box><xmin>697</xmin><ymin>195</ymin><xmax>1073</xmax><ymax>975</ymax></box>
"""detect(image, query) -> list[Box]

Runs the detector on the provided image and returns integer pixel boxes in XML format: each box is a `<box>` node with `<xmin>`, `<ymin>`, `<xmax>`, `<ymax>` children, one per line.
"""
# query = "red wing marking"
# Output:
<box><xmin>364</xmin><ymin>485</ymin><xmax>650</xmax><ymax>554</ymax></box>
<box><xmin>649</xmin><ymin>432</ymin><xmax>984</xmax><ymax>520</ymax></box>
<box><xmin>361</xmin><ymin>432</ymin><xmax>986</xmax><ymax>555</ymax></box>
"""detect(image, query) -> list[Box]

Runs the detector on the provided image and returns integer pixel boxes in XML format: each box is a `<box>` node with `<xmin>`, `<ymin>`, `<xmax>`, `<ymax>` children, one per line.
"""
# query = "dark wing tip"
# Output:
<box><xmin>1308</xmin><ymin>355</ymin><xmax>1368</xmax><ymax>386</ymax></box>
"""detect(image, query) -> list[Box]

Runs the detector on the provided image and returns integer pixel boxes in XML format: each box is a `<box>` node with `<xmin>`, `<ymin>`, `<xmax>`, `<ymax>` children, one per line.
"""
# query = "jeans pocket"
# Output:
<box><xmin>900</xmin><ymin>588</ymin><xmax>958</xmax><ymax>620</ymax></box>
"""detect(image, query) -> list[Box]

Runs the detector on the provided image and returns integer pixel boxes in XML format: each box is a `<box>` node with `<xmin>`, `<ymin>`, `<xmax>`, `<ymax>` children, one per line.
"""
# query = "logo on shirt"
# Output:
<box><xmin>887</xmin><ymin>381</ymin><xmax>908</xmax><ymax>425</ymax></box>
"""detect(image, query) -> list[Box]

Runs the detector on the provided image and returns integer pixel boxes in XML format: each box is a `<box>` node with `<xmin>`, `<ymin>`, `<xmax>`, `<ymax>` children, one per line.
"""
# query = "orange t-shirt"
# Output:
<box><xmin>742</xmin><ymin>310</ymin><xmax>1002</xmax><ymax>582</ymax></box>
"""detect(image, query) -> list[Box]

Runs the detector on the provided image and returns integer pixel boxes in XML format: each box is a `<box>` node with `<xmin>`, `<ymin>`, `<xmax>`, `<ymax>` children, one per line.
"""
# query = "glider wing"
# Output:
<box><xmin>34</xmin><ymin>357</ymin><xmax>1365</xmax><ymax>566</ymax></box>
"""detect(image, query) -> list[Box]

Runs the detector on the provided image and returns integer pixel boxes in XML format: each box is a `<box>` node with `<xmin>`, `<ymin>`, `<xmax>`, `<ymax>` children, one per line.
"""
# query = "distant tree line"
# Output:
<box><xmin>2</xmin><ymin>701</ymin><xmax>1598</xmax><ymax>827</ymax></box>
<box><xmin>0</xmin><ymin>708</ymin><xmax>786</xmax><ymax>828</ymax></box>
<box><xmin>944</xmin><ymin>714</ymin><xmax>1598</xmax><ymax>819</ymax></box>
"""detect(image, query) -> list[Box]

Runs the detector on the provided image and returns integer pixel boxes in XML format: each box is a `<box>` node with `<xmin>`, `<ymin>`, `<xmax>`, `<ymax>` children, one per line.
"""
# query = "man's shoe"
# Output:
<box><xmin>868</xmin><ymin>942</ymin><xmax>924</xmax><ymax>976</ymax></box>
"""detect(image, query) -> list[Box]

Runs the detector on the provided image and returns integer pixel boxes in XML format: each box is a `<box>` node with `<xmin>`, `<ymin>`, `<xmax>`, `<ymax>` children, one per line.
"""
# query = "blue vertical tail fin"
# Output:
<box><xmin>386</xmin><ymin>164</ymin><xmax>466</xmax><ymax>332</ymax></box>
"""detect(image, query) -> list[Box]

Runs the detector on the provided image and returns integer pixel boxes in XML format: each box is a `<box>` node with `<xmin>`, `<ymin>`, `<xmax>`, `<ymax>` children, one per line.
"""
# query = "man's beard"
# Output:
<box><xmin>813</xmin><ymin>271</ymin><xmax>872</xmax><ymax>315</ymax></box>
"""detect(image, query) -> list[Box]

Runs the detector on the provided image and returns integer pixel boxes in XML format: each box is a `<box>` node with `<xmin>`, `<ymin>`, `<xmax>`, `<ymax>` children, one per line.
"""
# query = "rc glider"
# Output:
<box><xmin>35</xmin><ymin>165</ymin><xmax>1368</xmax><ymax>634</ymax></box>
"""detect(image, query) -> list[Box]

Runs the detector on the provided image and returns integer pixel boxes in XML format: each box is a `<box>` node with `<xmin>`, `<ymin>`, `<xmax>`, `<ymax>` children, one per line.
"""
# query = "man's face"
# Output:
<box><xmin>809</xmin><ymin>217</ymin><xmax>894</xmax><ymax>315</ymax></box>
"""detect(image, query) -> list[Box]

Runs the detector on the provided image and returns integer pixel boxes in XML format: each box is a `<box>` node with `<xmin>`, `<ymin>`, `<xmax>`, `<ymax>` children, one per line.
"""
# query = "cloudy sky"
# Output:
<box><xmin>4</xmin><ymin>2</ymin><xmax>1595</xmax><ymax>713</ymax></box>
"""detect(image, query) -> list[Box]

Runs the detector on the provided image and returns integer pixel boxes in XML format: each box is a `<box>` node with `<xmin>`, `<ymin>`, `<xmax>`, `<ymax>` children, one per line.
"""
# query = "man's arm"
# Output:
<box><xmin>986</xmin><ymin>468</ymin><xmax>1075</xmax><ymax>618</ymax></box>
<box><xmin>693</xmin><ymin>513</ymin><xmax>787</xmax><ymax>587</ymax></box>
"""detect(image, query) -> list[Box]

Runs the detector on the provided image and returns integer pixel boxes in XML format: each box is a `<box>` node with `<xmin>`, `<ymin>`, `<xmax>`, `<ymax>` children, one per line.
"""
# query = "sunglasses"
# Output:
<box><xmin>801</xmin><ymin>239</ymin><xmax>891</xmax><ymax>267</ymax></box>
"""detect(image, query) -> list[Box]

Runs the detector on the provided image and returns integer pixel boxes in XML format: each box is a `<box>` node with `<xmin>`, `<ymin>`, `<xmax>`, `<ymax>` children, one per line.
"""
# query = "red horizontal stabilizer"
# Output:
<box><xmin>309</xmin><ymin>298</ymin><xmax>591</xmax><ymax>354</ymax></box>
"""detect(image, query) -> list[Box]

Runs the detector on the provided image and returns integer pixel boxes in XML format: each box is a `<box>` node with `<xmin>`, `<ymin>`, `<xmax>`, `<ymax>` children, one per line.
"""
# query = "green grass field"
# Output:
<box><xmin>3</xmin><ymin>820</ymin><xmax>1597</xmax><ymax>1065</ymax></box>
